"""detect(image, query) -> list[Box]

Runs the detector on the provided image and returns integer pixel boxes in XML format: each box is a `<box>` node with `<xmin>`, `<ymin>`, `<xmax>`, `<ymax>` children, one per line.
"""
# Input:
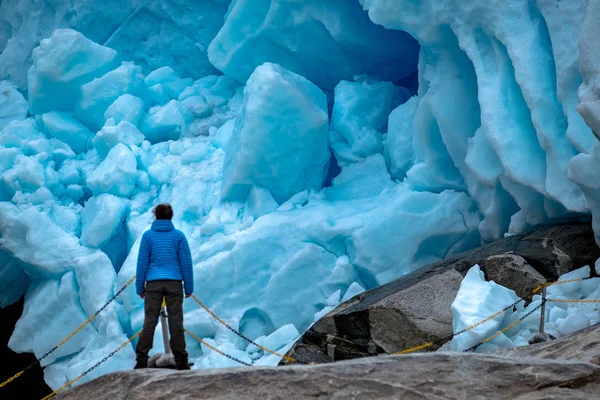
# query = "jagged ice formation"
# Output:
<box><xmin>1</xmin><ymin>0</ymin><xmax>600</xmax><ymax>391</ymax></box>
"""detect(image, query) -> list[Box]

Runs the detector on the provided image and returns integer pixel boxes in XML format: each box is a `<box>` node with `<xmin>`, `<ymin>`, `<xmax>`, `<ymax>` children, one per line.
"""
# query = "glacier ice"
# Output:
<box><xmin>92</xmin><ymin>121</ymin><xmax>145</xmax><ymax>160</ymax></box>
<box><xmin>76</xmin><ymin>62</ymin><xmax>148</xmax><ymax>131</ymax></box>
<box><xmin>450</xmin><ymin>265</ymin><xmax>520</xmax><ymax>352</ymax></box>
<box><xmin>330</xmin><ymin>80</ymin><xmax>410</xmax><ymax>164</ymax></box>
<box><xmin>0</xmin><ymin>0</ymin><xmax>231</xmax><ymax>91</ymax></box>
<box><xmin>28</xmin><ymin>29</ymin><xmax>119</xmax><ymax>115</ymax></box>
<box><xmin>41</xmin><ymin>112</ymin><xmax>94</xmax><ymax>154</ymax></box>
<box><xmin>221</xmin><ymin>62</ymin><xmax>330</xmax><ymax>203</ymax></box>
<box><xmin>104</xmin><ymin>95</ymin><xmax>145</xmax><ymax>127</ymax></box>
<box><xmin>0</xmin><ymin>81</ymin><xmax>28</xmax><ymax>130</ymax></box>
<box><xmin>1</xmin><ymin>0</ymin><xmax>600</xmax><ymax>391</ymax></box>
<box><xmin>361</xmin><ymin>0</ymin><xmax>591</xmax><ymax>237</ymax></box>
<box><xmin>81</xmin><ymin>194</ymin><xmax>128</xmax><ymax>248</ymax></box>
<box><xmin>87</xmin><ymin>144</ymin><xmax>138</xmax><ymax>198</ymax></box>
<box><xmin>208</xmin><ymin>0</ymin><xmax>419</xmax><ymax>89</ymax></box>
<box><xmin>577</xmin><ymin>0</ymin><xmax>600</xmax><ymax>141</ymax></box>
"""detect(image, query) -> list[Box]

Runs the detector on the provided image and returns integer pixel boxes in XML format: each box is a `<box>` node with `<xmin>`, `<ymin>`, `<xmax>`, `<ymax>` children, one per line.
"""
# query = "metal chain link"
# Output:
<box><xmin>0</xmin><ymin>276</ymin><xmax>136</xmax><ymax>390</ymax></box>
<box><xmin>464</xmin><ymin>301</ymin><xmax>544</xmax><ymax>353</ymax></box>
<box><xmin>185</xmin><ymin>330</ymin><xmax>252</xmax><ymax>367</ymax></box>
<box><xmin>190</xmin><ymin>295</ymin><xmax>305</xmax><ymax>364</ymax></box>
<box><xmin>40</xmin><ymin>331</ymin><xmax>141</xmax><ymax>400</ymax></box>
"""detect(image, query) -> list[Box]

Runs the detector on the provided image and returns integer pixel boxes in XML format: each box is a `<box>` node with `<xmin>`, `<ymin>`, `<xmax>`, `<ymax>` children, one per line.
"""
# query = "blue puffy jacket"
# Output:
<box><xmin>135</xmin><ymin>220</ymin><xmax>194</xmax><ymax>295</ymax></box>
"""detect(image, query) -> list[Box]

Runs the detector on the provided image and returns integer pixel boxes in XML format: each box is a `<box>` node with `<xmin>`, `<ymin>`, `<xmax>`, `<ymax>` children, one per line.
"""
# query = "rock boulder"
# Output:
<box><xmin>58</xmin><ymin>323</ymin><xmax>600</xmax><ymax>400</ymax></box>
<box><xmin>283</xmin><ymin>223</ymin><xmax>600</xmax><ymax>363</ymax></box>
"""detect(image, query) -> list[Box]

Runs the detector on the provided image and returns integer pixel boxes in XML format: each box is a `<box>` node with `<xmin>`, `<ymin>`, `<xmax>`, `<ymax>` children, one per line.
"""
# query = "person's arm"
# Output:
<box><xmin>136</xmin><ymin>233</ymin><xmax>151</xmax><ymax>297</ymax></box>
<box><xmin>178</xmin><ymin>233</ymin><xmax>194</xmax><ymax>297</ymax></box>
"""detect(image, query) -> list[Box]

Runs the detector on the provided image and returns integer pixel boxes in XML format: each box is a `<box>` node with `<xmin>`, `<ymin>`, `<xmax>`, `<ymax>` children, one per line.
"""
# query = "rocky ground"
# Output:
<box><xmin>58</xmin><ymin>322</ymin><xmax>600</xmax><ymax>399</ymax></box>
<box><xmin>283</xmin><ymin>223</ymin><xmax>600</xmax><ymax>363</ymax></box>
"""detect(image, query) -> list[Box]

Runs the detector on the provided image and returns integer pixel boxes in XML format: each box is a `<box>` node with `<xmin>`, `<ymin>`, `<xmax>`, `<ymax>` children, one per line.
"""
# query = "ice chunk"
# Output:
<box><xmin>314</xmin><ymin>306</ymin><xmax>334</xmax><ymax>322</ymax></box>
<box><xmin>87</xmin><ymin>144</ymin><xmax>138</xmax><ymax>197</ymax></box>
<box><xmin>383</xmin><ymin>96</ymin><xmax>418</xmax><ymax>180</ymax></box>
<box><xmin>0</xmin><ymin>204</ymin><xmax>94</xmax><ymax>277</ymax></box>
<box><xmin>0</xmin><ymin>81</ymin><xmax>28</xmax><ymax>130</ymax></box>
<box><xmin>221</xmin><ymin>63</ymin><xmax>329</xmax><ymax>203</ymax></box>
<box><xmin>326</xmin><ymin>154</ymin><xmax>395</xmax><ymax>200</ymax></box>
<box><xmin>577</xmin><ymin>0</ymin><xmax>600</xmax><ymax>146</ymax></box>
<box><xmin>569</xmin><ymin>142</ymin><xmax>600</xmax><ymax>245</ymax></box>
<box><xmin>104</xmin><ymin>94</ymin><xmax>145</xmax><ymax>127</ymax></box>
<box><xmin>81</xmin><ymin>194</ymin><xmax>128</xmax><ymax>248</ymax></box>
<box><xmin>0</xmin><ymin>250</ymin><xmax>31</xmax><ymax>307</ymax></box>
<box><xmin>549</xmin><ymin>307</ymin><xmax>568</xmax><ymax>323</ymax></box>
<box><xmin>549</xmin><ymin>265</ymin><xmax>590</xmax><ymax>297</ymax></box>
<box><xmin>450</xmin><ymin>265</ymin><xmax>520</xmax><ymax>351</ymax></box>
<box><xmin>257</xmin><ymin>324</ymin><xmax>300</xmax><ymax>353</ymax></box>
<box><xmin>330</xmin><ymin>80</ymin><xmax>408</xmax><ymax>163</ymax></box>
<box><xmin>1</xmin><ymin>155</ymin><xmax>46</xmax><ymax>195</ymax></box>
<box><xmin>244</xmin><ymin>186</ymin><xmax>279</xmax><ymax>220</ymax></box>
<box><xmin>557</xmin><ymin>312</ymin><xmax>590</xmax><ymax>336</ymax></box>
<box><xmin>92</xmin><ymin>121</ymin><xmax>145</xmax><ymax>160</ymax></box>
<box><xmin>181</xmin><ymin>96</ymin><xmax>211</xmax><ymax>119</ymax></box>
<box><xmin>147</xmin><ymin>162</ymin><xmax>173</xmax><ymax>185</ymax></box>
<box><xmin>28</xmin><ymin>29</ymin><xmax>118</xmax><ymax>114</ymax></box>
<box><xmin>326</xmin><ymin>290</ymin><xmax>341</xmax><ymax>307</ymax></box>
<box><xmin>8</xmin><ymin>273</ymin><xmax>96</xmax><ymax>366</ymax></box>
<box><xmin>145</xmin><ymin>66</ymin><xmax>180</xmax><ymax>87</ymax></box>
<box><xmin>41</xmin><ymin>112</ymin><xmax>93</xmax><ymax>153</ymax></box>
<box><xmin>208</xmin><ymin>0</ymin><xmax>419</xmax><ymax>89</ymax></box>
<box><xmin>141</xmin><ymin>100</ymin><xmax>189</xmax><ymax>143</ymax></box>
<box><xmin>181</xmin><ymin>142</ymin><xmax>209</xmax><ymax>165</ymax></box>
<box><xmin>77</xmin><ymin>63</ymin><xmax>148</xmax><ymax>130</ymax></box>
<box><xmin>147</xmin><ymin>84</ymin><xmax>169</xmax><ymax>106</ymax></box>
<box><xmin>341</xmin><ymin>282</ymin><xmax>365</xmax><ymax>302</ymax></box>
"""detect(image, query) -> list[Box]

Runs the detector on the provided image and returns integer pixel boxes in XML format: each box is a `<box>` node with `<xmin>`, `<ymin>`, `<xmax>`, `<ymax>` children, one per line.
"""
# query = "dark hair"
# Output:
<box><xmin>154</xmin><ymin>203</ymin><xmax>174</xmax><ymax>220</ymax></box>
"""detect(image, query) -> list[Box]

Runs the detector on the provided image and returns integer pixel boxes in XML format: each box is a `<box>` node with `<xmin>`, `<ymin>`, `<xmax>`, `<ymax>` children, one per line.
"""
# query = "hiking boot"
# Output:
<box><xmin>134</xmin><ymin>360</ymin><xmax>147</xmax><ymax>369</ymax></box>
<box><xmin>175</xmin><ymin>361</ymin><xmax>191</xmax><ymax>371</ymax></box>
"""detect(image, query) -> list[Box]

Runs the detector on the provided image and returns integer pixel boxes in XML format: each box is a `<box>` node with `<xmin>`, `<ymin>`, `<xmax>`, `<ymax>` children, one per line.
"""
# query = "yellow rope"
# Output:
<box><xmin>0</xmin><ymin>371</ymin><xmax>24</xmax><ymax>388</ymax></box>
<box><xmin>40</xmin><ymin>330</ymin><xmax>141</xmax><ymax>400</ymax></box>
<box><xmin>190</xmin><ymin>295</ymin><xmax>298</xmax><ymax>363</ymax></box>
<box><xmin>480</xmin><ymin>318</ymin><xmax>521</xmax><ymax>345</ymax></box>
<box><xmin>184</xmin><ymin>330</ymin><xmax>251</xmax><ymax>366</ymax></box>
<box><xmin>547</xmin><ymin>299</ymin><xmax>600</xmax><ymax>303</ymax></box>
<box><xmin>54</xmin><ymin>277</ymin><xmax>135</xmax><ymax>349</ymax></box>
<box><xmin>394</xmin><ymin>342</ymin><xmax>434</xmax><ymax>355</ymax></box>
<box><xmin>532</xmin><ymin>278</ymin><xmax>590</xmax><ymax>293</ymax></box>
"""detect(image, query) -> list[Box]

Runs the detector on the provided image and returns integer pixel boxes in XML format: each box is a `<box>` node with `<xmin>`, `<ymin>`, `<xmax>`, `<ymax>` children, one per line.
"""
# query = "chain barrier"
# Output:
<box><xmin>184</xmin><ymin>329</ymin><xmax>252</xmax><ymax>367</ymax></box>
<box><xmin>547</xmin><ymin>298</ymin><xmax>600</xmax><ymax>303</ymax></box>
<box><xmin>396</xmin><ymin>275</ymin><xmax>600</xmax><ymax>356</ymax></box>
<box><xmin>532</xmin><ymin>276</ymin><xmax>595</xmax><ymax>293</ymax></box>
<box><xmin>464</xmin><ymin>301</ymin><xmax>544</xmax><ymax>352</ymax></box>
<box><xmin>393</xmin><ymin>297</ymin><xmax>525</xmax><ymax>355</ymax></box>
<box><xmin>190</xmin><ymin>295</ymin><xmax>303</xmax><ymax>364</ymax></box>
<box><xmin>41</xmin><ymin>330</ymin><xmax>142</xmax><ymax>400</ymax></box>
<box><xmin>0</xmin><ymin>276</ymin><xmax>136</xmax><ymax>390</ymax></box>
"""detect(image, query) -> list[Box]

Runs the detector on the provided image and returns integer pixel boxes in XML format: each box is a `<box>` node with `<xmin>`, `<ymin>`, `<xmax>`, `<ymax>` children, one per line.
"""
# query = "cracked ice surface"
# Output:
<box><xmin>1</xmin><ymin>0</ymin><xmax>600</xmax><ymax>390</ymax></box>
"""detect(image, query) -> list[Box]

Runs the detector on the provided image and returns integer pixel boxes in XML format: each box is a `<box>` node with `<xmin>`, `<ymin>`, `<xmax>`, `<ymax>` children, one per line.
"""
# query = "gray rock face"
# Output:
<box><xmin>284</xmin><ymin>223</ymin><xmax>600</xmax><ymax>364</ymax></box>
<box><xmin>58</xmin><ymin>324</ymin><xmax>600</xmax><ymax>400</ymax></box>
<box><xmin>482</xmin><ymin>254</ymin><xmax>546</xmax><ymax>300</ymax></box>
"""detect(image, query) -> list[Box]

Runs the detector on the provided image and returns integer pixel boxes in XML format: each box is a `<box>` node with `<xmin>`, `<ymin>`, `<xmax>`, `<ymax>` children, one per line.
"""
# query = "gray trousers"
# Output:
<box><xmin>136</xmin><ymin>280</ymin><xmax>188</xmax><ymax>364</ymax></box>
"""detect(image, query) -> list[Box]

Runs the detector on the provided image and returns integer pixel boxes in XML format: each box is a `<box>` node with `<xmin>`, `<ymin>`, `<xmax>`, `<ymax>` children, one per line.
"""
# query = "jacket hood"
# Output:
<box><xmin>151</xmin><ymin>219</ymin><xmax>175</xmax><ymax>232</ymax></box>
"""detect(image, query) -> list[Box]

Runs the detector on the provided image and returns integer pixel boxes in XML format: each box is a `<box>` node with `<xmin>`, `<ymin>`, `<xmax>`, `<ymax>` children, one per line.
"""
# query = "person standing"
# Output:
<box><xmin>134</xmin><ymin>203</ymin><xmax>194</xmax><ymax>370</ymax></box>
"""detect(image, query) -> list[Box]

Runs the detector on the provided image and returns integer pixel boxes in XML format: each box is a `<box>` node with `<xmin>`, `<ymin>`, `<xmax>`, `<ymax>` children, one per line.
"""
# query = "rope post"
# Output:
<box><xmin>539</xmin><ymin>286</ymin><xmax>546</xmax><ymax>334</ymax></box>
<box><xmin>160</xmin><ymin>299</ymin><xmax>171</xmax><ymax>354</ymax></box>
